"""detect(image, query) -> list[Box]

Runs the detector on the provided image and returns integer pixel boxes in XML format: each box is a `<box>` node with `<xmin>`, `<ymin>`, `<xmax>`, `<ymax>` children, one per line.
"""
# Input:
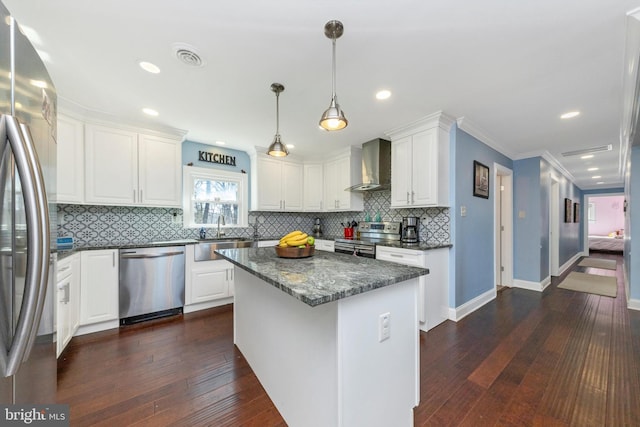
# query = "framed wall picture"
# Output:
<box><xmin>564</xmin><ymin>198</ymin><xmax>572</xmax><ymax>223</ymax></box>
<box><xmin>573</xmin><ymin>202</ymin><xmax>580</xmax><ymax>223</ymax></box>
<box><xmin>473</xmin><ymin>161</ymin><xmax>490</xmax><ymax>199</ymax></box>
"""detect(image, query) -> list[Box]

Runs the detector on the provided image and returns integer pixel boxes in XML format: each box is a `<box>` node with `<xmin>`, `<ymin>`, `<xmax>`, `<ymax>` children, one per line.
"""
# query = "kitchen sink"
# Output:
<box><xmin>194</xmin><ymin>238</ymin><xmax>256</xmax><ymax>261</ymax></box>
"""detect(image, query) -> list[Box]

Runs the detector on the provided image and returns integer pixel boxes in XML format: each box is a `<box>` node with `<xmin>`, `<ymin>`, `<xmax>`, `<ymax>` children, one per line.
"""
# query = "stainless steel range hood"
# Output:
<box><xmin>346</xmin><ymin>138</ymin><xmax>391</xmax><ymax>192</ymax></box>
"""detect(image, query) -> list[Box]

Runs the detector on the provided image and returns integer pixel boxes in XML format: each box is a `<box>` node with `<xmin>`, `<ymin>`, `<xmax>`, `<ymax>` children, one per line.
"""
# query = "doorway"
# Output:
<box><xmin>494</xmin><ymin>164</ymin><xmax>513</xmax><ymax>292</ymax></box>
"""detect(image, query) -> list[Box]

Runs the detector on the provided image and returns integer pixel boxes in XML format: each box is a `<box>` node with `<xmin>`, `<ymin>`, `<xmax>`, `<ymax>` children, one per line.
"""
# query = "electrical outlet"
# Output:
<box><xmin>378</xmin><ymin>312</ymin><xmax>390</xmax><ymax>342</ymax></box>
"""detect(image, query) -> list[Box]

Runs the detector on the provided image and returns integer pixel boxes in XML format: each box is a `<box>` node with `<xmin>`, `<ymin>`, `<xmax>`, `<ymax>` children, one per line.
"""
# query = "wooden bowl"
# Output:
<box><xmin>275</xmin><ymin>245</ymin><xmax>315</xmax><ymax>258</ymax></box>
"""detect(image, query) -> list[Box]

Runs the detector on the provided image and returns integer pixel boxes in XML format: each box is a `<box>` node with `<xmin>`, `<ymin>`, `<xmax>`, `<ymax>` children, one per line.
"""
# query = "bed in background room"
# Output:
<box><xmin>588</xmin><ymin>233</ymin><xmax>624</xmax><ymax>253</ymax></box>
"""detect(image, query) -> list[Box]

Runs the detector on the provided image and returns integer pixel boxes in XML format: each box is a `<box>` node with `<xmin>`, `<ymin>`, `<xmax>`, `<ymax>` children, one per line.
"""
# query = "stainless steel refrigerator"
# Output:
<box><xmin>0</xmin><ymin>0</ymin><xmax>57</xmax><ymax>404</ymax></box>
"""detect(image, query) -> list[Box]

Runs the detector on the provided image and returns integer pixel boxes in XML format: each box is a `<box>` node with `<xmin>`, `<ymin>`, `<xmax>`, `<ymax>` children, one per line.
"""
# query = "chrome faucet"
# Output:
<box><xmin>217</xmin><ymin>216</ymin><xmax>226</xmax><ymax>238</ymax></box>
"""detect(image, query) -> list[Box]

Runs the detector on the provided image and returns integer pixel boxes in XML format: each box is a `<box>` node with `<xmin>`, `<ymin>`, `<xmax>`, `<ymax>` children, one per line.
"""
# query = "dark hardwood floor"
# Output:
<box><xmin>58</xmin><ymin>253</ymin><xmax>640</xmax><ymax>426</ymax></box>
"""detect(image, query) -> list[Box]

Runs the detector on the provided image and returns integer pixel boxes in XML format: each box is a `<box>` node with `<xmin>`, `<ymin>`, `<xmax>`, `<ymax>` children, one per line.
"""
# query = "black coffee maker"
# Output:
<box><xmin>401</xmin><ymin>216</ymin><xmax>419</xmax><ymax>244</ymax></box>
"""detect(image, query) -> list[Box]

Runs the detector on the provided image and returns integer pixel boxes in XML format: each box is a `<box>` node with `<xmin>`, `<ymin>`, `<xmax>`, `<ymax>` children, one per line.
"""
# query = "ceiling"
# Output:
<box><xmin>5</xmin><ymin>0</ymin><xmax>639</xmax><ymax>190</ymax></box>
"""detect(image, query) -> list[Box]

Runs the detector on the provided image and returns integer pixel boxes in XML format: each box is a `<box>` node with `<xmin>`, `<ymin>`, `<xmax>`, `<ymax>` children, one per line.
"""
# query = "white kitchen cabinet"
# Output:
<box><xmin>138</xmin><ymin>134</ymin><xmax>182</xmax><ymax>207</ymax></box>
<box><xmin>323</xmin><ymin>147</ymin><xmax>363</xmax><ymax>212</ymax></box>
<box><xmin>252</xmin><ymin>155</ymin><xmax>303</xmax><ymax>211</ymax></box>
<box><xmin>78</xmin><ymin>249</ymin><xmax>119</xmax><ymax>334</ymax></box>
<box><xmin>303</xmin><ymin>163</ymin><xmax>324</xmax><ymax>211</ymax></box>
<box><xmin>387</xmin><ymin>112</ymin><xmax>454</xmax><ymax>208</ymax></box>
<box><xmin>56</xmin><ymin>115</ymin><xmax>84</xmax><ymax>204</ymax></box>
<box><xmin>56</xmin><ymin>253</ymin><xmax>80</xmax><ymax>357</ymax></box>
<box><xmin>315</xmin><ymin>239</ymin><xmax>334</xmax><ymax>252</ymax></box>
<box><xmin>376</xmin><ymin>245</ymin><xmax>449</xmax><ymax>332</ymax></box>
<box><xmin>84</xmin><ymin>123</ymin><xmax>182</xmax><ymax>207</ymax></box>
<box><xmin>184</xmin><ymin>245</ymin><xmax>234</xmax><ymax>313</ymax></box>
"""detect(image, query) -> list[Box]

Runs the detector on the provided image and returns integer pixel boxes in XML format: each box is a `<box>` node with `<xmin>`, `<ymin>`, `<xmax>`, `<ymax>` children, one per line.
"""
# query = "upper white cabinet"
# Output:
<box><xmin>251</xmin><ymin>155</ymin><xmax>303</xmax><ymax>211</ymax></box>
<box><xmin>387</xmin><ymin>112</ymin><xmax>454</xmax><ymax>208</ymax></box>
<box><xmin>303</xmin><ymin>163</ymin><xmax>324</xmax><ymax>211</ymax></box>
<box><xmin>138</xmin><ymin>134</ymin><xmax>182</xmax><ymax>206</ymax></box>
<box><xmin>84</xmin><ymin>123</ymin><xmax>182</xmax><ymax>207</ymax></box>
<box><xmin>85</xmin><ymin>124</ymin><xmax>138</xmax><ymax>205</ymax></box>
<box><xmin>56</xmin><ymin>115</ymin><xmax>84</xmax><ymax>204</ymax></box>
<box><xmin>323</xmin><ymin>147</ymin><xmax>363</xmax><ymax>212</ymax></box>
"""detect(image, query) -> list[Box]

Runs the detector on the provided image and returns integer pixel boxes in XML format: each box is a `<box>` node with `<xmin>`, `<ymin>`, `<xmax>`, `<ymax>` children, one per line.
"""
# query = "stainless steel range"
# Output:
<box><xmin>334</xmin><ymin>221</ymin><xmax>402</xmax><ymax>258</ymax></box>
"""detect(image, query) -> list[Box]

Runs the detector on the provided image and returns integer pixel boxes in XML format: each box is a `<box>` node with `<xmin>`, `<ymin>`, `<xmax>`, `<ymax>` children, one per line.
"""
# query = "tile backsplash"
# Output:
<box><xmin>58</xmin><ymin>190</ymin><xmax>449</xmax><ymax>248</ymax></box>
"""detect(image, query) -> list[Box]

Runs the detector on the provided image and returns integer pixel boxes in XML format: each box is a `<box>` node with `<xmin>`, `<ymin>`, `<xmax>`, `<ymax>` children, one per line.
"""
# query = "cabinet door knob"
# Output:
<box><xmin>407</xmin><ymin>192</ymin><xmax>410</xmax><ymax>204</ymax></box>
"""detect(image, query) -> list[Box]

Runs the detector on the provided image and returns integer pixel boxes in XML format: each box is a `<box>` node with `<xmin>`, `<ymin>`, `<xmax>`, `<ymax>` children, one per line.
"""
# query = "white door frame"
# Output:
<box><xmin>494</xmin><ymin>163</ymin><xmax>513</xmax><ymax>289</ymax></box>
<box><xmin>583</xmin><ymin>192</ymin><xmax>625</xmax><ymax>257</ymax></box>
<box><xmin>550</xmin><ymin>178</ymin><xmax>560</xmax><ymax>276</ymax></box>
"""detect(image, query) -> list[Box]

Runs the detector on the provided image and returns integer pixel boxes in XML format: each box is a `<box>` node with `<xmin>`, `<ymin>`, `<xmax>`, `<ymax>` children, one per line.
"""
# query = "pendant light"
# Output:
<box><xmin>319</xmin><ymin>20</ymin><xmax>348</xmax><ymax>131</ymax></box>
<box><xmin>267</xmin><ymin>83</ymin><xmax>289</xmax><ymax>157</ymax></box>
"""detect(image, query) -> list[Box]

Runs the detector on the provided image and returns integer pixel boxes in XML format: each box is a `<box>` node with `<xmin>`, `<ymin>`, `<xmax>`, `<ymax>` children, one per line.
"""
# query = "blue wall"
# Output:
<box><xmin>181</xmin><ymin>140</ymin><xmax>252</xmax><ymax>203</ymax></box>
<box><xmin>513</xmin><ymin>157</ymin><xmax>583</xmax><ymax>283</ymax></box>
<box><xmin>449</xmin><ymin>126</ymin><xmax>513</xmax><ymax>307</ymax></box>
<box><xmin>513</xmin><ymin>158</ymin><xmax>542</xmax><ymax>282</ymax></box>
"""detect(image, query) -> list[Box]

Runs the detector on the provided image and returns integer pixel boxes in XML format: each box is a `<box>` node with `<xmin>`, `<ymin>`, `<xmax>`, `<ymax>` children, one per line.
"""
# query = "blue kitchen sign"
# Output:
<box><xmin>198</xmin><ymin>150</ymin><xmax>236</xmax><ymax>167</ymax></box>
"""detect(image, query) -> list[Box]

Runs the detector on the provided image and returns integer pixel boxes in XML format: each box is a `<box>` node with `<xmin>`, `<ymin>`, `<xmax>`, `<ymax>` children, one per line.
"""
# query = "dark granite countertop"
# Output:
<box><xmin>376</xmin><ymin>242</ymin><xmax>452</xmax><ymax>251</ymax></box>
<box><xmin>216</xmin><ymin>247</ymin><xmax>429</xmax><ymax>307</ymax></box>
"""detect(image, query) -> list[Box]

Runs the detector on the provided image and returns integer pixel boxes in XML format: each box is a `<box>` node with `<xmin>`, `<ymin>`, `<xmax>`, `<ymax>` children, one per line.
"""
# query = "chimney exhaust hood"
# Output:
<box><xmin>346</xmin><ymin>138</ymin><xmax>391</xmax><ymax>192</ymax></box>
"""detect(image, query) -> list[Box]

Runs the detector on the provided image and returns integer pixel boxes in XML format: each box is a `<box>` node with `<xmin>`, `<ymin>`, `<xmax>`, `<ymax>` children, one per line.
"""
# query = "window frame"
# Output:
<box><xmin>182</xmin><ymin>166</ymin><xmax>248</xmax><ymax>228</ymax></box>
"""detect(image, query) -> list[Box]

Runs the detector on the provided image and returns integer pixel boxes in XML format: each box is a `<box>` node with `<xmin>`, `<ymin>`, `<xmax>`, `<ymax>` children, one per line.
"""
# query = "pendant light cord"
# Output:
<box><xmin>275</xmin><ymin>89</ymin><xmax>280</xmax><ymax>136</ymax></box>
<box><xmin>331</xmin><ymin>37</ymin><xmax>337</xmax><ymax>98</ymax></box>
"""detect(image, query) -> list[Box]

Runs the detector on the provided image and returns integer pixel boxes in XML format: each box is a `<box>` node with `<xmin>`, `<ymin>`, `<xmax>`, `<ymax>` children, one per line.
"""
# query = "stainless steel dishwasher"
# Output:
<box><xmin>119</xmin><ymin>246</ymin><xmax>185</xmax><ymax>324</ymax></box>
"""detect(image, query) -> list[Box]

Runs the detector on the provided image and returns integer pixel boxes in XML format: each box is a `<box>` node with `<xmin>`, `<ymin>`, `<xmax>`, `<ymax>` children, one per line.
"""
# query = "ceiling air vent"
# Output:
<box><xmin>172</xmin><ymin>43</ymin><xmax>204</xmax><ymax>67</ymax></box>
<box><xmin>561</xmin><ymin>144</ymin><xmax>612</xmax><ymax>157</ymax></box>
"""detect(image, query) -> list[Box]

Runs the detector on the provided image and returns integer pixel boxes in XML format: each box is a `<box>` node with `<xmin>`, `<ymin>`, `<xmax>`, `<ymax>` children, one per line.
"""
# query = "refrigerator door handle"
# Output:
<box><xmin>1</xmin><ymin>116</ymin><xmax>50</xmax><ymax>376</ymax></box>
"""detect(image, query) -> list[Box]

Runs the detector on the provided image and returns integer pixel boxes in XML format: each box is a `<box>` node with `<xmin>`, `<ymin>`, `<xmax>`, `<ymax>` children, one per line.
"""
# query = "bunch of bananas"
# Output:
<box><xmin>278</xmin><ymin>230</ymin><xmax>311</xmax><ymax>248</ymax></box>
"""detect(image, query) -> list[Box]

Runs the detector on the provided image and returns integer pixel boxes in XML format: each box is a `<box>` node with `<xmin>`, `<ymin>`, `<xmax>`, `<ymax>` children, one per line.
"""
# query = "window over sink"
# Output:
<box><xmin>183</xmin><ymin>166</ymin><xmax>248</xmax><ymax>228</ymax></box>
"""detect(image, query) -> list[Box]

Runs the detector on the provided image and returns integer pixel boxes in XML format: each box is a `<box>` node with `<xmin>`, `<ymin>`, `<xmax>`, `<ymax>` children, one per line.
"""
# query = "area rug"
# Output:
<box><xmin>578</xmin><ymin>258</ymin><xmax>617</xmax><ymax>270</ymax></box>
<box><xmin>558</xmin><ymin>271</ymin><xmax>617</xmax><ymax>298</ymax></box>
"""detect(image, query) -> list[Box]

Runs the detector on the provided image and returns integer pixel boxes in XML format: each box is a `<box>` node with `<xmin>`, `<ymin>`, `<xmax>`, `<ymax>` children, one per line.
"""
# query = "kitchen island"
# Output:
<box><xmin>216</xmin><ymin>247</ymin><xmax>428</xmax><ymax>427</ymax></box>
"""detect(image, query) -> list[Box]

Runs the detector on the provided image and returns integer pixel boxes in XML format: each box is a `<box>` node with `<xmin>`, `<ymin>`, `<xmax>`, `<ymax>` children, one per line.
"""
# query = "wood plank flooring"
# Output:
<box><xmin>58</xmin><ymin>253</ymin><xmax>640</xmax><ymax>426</ymax></box>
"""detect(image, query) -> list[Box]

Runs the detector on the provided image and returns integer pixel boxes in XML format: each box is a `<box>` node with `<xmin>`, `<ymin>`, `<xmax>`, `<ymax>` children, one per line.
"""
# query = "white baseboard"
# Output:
<box><xmin>560</xmin><ymin>252</ymin><xmax>583</xmax><ymax>275</ymax></box>
<box><xmin>448</xmin><ymin>288</ymin><xmax>496</xmax><ymax>322</ymax></box>
<box><xmin>183</xmin><ymin>298</ymin><xmax>233</xmax><ymax>314</ymax></box>
<box><xmin>75</xmin><ymin>319</ymin><xmax>119</xmax><ymax>336</ymax></box>
<box><xmin>512</xmin><ymin>279</ymin><xmax>546</xmax><ymax>292</ymax></box>
<box><xmin>628</xmin><ymin>298</ymin><xmax>640</xmax><ymax>311</ymax></box>
<box><xmin>513</xmin><ymin>252</ymin><xmax>583</xmax><ymax>293</ymax></box>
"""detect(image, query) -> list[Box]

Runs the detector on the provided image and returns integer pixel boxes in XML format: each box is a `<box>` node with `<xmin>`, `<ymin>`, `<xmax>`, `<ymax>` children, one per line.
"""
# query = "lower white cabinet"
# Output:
<box><xmin>184</xmin><ymin>245</ymin><xmax>234</xmax><ymax>313</ymax></box>
<box><xmin>376</xmin><ymin>245</ymin><xmax>449</xmax><ymax>332</ymax></box>
<box><xmin>78</xmin><ymin>249</ymin><xmax>119</xmax><ymax>334</ymax></box>
<box><xmin>56</xmin><ymin>253</ymin><xmax>80</xmax><ymax>357</ymax></box>
<box><xmin>315</xmin><ymin>239</ymin><xmax>335</xmax><ymax>252</ymax></box>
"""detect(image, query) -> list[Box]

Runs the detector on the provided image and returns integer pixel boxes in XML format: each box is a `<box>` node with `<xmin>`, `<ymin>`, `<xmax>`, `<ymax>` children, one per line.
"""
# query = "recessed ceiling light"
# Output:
<box><xmin>142</xmin><ymin>108</ymin><xmax>158</xmax><ymax>116</ymax></box>
<box><xmin>215</xmin><ymin>141</ymin><xmax>225</xmax><ymax>146</ymax></box>
<box><xmin>581</xmin><ymin>154</ymin><xmax>594</xmax><ymax>159</ymax></box>
<box><xmin>587</xmin><ymin>167</ymin><xmax>599</xmax><ymax>171</ymax></box>
<box><xmin>596</xmin><ymin>181</ymin><xmax>605</xmax><ymax>185</ymax></box>
<box><xmin>560</xmin><ymin>111</ymin><xmax>580</xmax><ymax>119</ymax></box>
<box><xmin>139</xmin><ymin>61</ymin><xmax>161</xmax><ymax>74</ymax></box>
<box><xmin>375</xmin><ymin>90</ymin><xmax>391</xmax><ymax>100</ymax></box>
<box><xmin>592</xmin><ymin>175</ymin><xmax>601</xmax><ymax>179</ymax></box>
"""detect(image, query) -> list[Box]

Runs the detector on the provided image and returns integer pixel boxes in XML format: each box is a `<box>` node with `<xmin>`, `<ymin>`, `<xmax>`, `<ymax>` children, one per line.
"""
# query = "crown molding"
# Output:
<box><xmin>58</xmin><ymin>96</ymin><xmax>188</xmax><ymax>140</ymax></box>
<box><xmin>455</xmin><ymin>116</ymin><xmax>516</xmax><ymax>159</ymax></box>
<box><xmin>384</xmin><ymin>110</ymin><xmax>456</xmax><ymax>139</ymax></box>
